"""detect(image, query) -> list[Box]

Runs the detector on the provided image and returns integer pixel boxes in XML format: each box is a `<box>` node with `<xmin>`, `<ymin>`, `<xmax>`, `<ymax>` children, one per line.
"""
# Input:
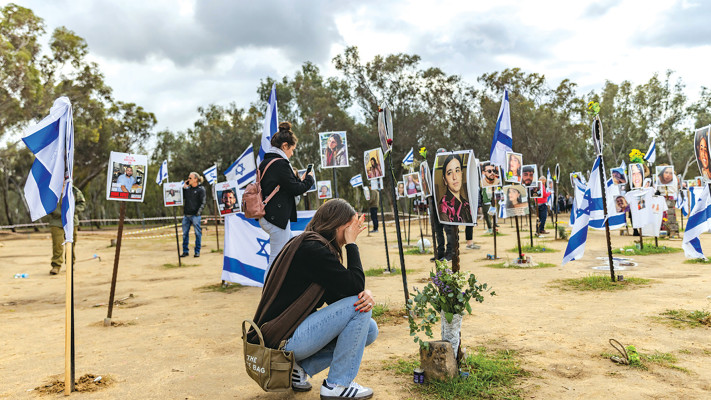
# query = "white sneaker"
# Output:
<box><xmin>292</xmin><ymin>363</ymin><xmax>311</xmax><ymax>392</ymax></box>
<box><xmin>320</xmin><ymin>380</ymin><xmax>373</xmax><ymax>399</ymax></box>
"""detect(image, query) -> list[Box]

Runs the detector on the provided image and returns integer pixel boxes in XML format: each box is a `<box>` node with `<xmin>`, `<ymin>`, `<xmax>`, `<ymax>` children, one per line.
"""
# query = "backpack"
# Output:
<box><xmin>242</xmin><ymin>158</ymin><xmax>281</xmax><ymax>219</ymax></box>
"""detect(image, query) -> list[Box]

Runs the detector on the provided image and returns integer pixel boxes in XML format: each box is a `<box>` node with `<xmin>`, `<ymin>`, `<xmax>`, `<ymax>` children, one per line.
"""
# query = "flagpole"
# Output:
<box><xmin>65</xmin><ymin>242</ymin><xmax>75</xmax><ymax>394</ymax></box>
<box><xmin>105</xmin><ymin>202</ymin><xmax>126</xmax><ymax>326</ymax></box>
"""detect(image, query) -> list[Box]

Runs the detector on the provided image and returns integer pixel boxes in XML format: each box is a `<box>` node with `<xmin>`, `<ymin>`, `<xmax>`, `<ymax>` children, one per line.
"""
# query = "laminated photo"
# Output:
<box><xmin>432</xmin><ymin>150</ymin><xmax>479</xmax><ymax>226</ymax></box>
<box><xmin>521</xmin><ymin>164</ymin><xmax>538</xmax><ymax>187</ymax></box>
<box><xmin>317</xmin><ymin>180</ymin><xmax>332</xmax><ymax>199</ymax></box>
<box><xmin>363</xmin><ymin>186</ymin><xmax>371</xmax><ymax>201</ymax></box>
<box><xmin>503</xmin><ymin>184</ymin><xmax>530</xmax><ymax>216</ymax></box>
<box><xmin>403</xmin><ymin>172</ymin><xmax>422</xmax><ymax>198</ymax></box>
<box><xmin>655</xmin><ymin>165</ymin><xmax>674</xmax><ymax>187</ymax></box>
<box><xmin>297</xmin><ymin>168</ymin><xmax>317</xmax><ymax>192</ymax></box>
<box><xmin>628</xmin><ymin>163</ymin><xmax>644</xmax><ymax>189</ymax></box>
<box><xmin>319</xmin><ymin>131</ymin><xmax>349</xmax><ymax>168</ymax></box>
<box><xmin>694</xmin><ymin>125</ymin><xmax>711</xmax><ymax>181</ymax></box>
<box><xmin>610</xmin><ymin>167</ymin><xmax>627</xmax><ymax>185</ymax></box>
<box><xmin>163</xmin><ymin>182</ymin><xmax>184</xmax><ymax>207</ymax></box>
<box><xmin>106</xmin><ymin>151</ymin><xmax>148</xmax><ymax>202</ymax></box>
<box><xmin>397</xmin><ymin>181</ymin><xmax>405</xmax><ymax>199</ymax></box>
<box><xmin>504</xmin><ymin>151</ymin><xmax>523</xmax><ymax>183</ymax></box>
<box><xmin>364</xmin><ymin>148</ymin><xmax>385</xmax><ymax>180</ymax></box>
<box><xmin>480</xmin><ymin>161</ymin><xmax>501</xmax><ymax>188</ymax></box>
<box><xmin>420</xmin><ymin>161</ymin><xmax>433</xmax><ymax>198</ymax></box>
<box><xmin>215</xmin><ymin>180</ymin><xmax>241</xmax><ymax>215</ymax></box>
<box><xmin>528</xmin><ymin>181</ymin><xmax>543</xmax><ymax>198</ymax></box>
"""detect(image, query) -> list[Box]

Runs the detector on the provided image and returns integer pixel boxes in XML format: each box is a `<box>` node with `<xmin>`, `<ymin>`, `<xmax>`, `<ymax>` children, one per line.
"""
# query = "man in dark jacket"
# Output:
<box><xmin>182</xmin><ymin>172</ymin><xmax>206</xmax><ymax>257</ymax></box>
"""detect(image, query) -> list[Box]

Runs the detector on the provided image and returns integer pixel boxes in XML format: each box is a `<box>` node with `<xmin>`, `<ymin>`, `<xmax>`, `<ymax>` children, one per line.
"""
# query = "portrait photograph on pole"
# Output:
<box><xmin>215</xmin><ymin>181</ymin><xmax>241</xmax><ymax>215</ymax></box>
<box><xmin>419</xmin><ymin>161</ymin><xmax>433</xmax><ymax>198</ymax></box>
<box><xmin>504</xmin><ymin>151</ymin><xmax>523</xmax><ymax>183</ymax></box>
<box><xmin>655</xmin><ymin>165</ymin><xmax>675</xmax><ymax>187</ymax></box>
<box><xmin>480</xmin><ymin>161</ymin><xmax>501</xmax><ymax>188</ymax></box>
<box><xmin>695</xmin><ymin>125</ymin><xmax>711</xmax><ymax>181</ymax></box>
<box><xmin>319</xmin><ymin>131</ymin><xmax>349</xmax><ymax>168</ymax></box>
<box><xmin>397</xmin><ymin>181</ymin><xmax>405</xmax><ymax>199</ymax></box>
<box><xmin>432</xmin><ymin>150</ymin><xmax>478</xmax><ymax>226</ymax></box>
<box><xmin>610</xmin><ymin>167</ymin><xmax>627</xmax><ymax>185</ymax></box>
<box><xmin>503</xmin><ymin>184</ymin><xmax>530</xmax><ymax>216</ymax></box>
<box><xmin>364</xmin><ymin>148</ymin><xmax>385</xmax><ymax>180</ymax></box>
<box><xmin>317</xmin><ymin>180</ymin><xmax>333</xmax><ymax>199</ymax></box>
<box><xmin>521</xmin><ymin>164</ymin><xmax>538</xmax><ymax>187</ymax></box>
<box><xmin>403</xmin><ymin>172</ymin><xmax>422</xmax><ymax>198</ymax></box>
<box><xmin>106</xmin><ymin>152</ymin><xmax>148</xmax><ymax>201</ymax></box>
<box><xmin>628</xmin><ymin>163</ymin><xmax>645</xmax><ymax>189</ymax></box>
<box><xmin>163</xmin><ymin>182</ymin><xmax>184</xmax><ymax>206</ymax></box>
<box><xmin>528</xmin><ymin>181</ymin><xmax>543</xmax><ymax>198</ymax></box>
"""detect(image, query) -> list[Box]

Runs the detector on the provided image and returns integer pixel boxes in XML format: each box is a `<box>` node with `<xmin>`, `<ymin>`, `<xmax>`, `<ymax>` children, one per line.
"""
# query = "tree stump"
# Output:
<box><xmin>419</xmin><ymin>341</ymin><xmax>458</xmax><ymax>381</ymax></box>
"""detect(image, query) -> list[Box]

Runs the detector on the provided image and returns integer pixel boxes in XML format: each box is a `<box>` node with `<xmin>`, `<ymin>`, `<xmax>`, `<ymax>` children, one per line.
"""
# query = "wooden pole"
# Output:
<box><xmin>65</xmin><ymin>242</ymin><xmax>75</xmax><ymax>394</ymax></box>
<box><xmin>378</xmin><ymin>188</ymin><xmax>391</xmax><ymax>272</ymax></box>
<box><xmin>515</xmin><ymin>215</ymin><xmax>523</xmax><ymax>260</ymax></box>
<box><xmin>172</xmin><ymin>207</ymin><xmax>181</xmax><ymax>267</ymax></box>
<box><xmin>451</xmin><ymin>225</ymin><xmax>463</xmax><ymax>362</ymax></box>
<box><xmin>105</xmin><ymin>202</ymin><xmax>126</xmax><ymax>325</ymax></box>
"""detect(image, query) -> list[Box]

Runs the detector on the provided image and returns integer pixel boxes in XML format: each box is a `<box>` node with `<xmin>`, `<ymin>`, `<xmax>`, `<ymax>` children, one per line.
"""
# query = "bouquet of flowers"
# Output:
<box><xmin>407</xmin><ymin>260</ymin><xmax>494</xmax><ymax>349</ymax></box>
<box><xmin>629</xmin><ymin>149</ymin><xmax>645</xmax><ymax>164</ymax></box>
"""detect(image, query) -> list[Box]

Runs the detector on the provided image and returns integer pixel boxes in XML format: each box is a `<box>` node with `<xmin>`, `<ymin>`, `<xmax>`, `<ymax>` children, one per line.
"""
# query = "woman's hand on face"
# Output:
<box><xmin>354</xmin><ymin>289</ymin><xmax>374</xmax><ymax>313</ymax></box>
<box><xmin>344</xmin><ymin>213</ymin><xmax>366</xmax><ymax>244</ymax></box>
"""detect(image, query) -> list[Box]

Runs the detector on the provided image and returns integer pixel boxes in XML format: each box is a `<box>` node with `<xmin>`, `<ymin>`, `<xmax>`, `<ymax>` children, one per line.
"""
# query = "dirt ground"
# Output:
<box><xmin>2</xmin><ymin>213</ymin><xmax>711</xmax><ymax>399</ymax></box>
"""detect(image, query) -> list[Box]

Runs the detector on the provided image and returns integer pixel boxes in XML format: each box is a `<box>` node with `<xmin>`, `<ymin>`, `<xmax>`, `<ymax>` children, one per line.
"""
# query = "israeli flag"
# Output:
<box><xmin>676</xmin><ymin>189</ymin><xmax>689</xmax><ymax>217</ymax></box>
<box><xmin>620</xmin><ymin>160</ymin><xmax>626</xmax><ymax>173</ymax></box>
<box><xmin>562</xmin><ymin>159</ymin><xmax>595</xmax><ymax>265</ymax></box>
<box><xmin>222</xmin><ymin>211</ymin><xmax>315</xmax><ymax>287</ymax></box>
<box><xmin>403</xmin><ymin>148</ymin><xmax>414</xmax><ymax>165</ymax></box>
<box><xmin>546</xmin><ymin>168</ymin><xmax>554</xmax><ymax>209</ymax></box>
<box><xmin>225</xmin><ymin>144</ymin><xmax>257</xmax><ymax>188</ymax></box>
<box><xmin>682</xmin><ymin>185</ymin><xmax>711</xmax><ymax>259</ymax></box>
<box><xmin>350</xmin><ymin>174</ymin><xmax>363</xmax><ymax>188</ymax></box>
<box><xmin>498</xmin><ymin>201</ymin><xmax>507</xmax><ymax>219</ymax></box>
<box><xmin>22</xmin><ymin>97</ymin><xmax>76</xmax><ymax>243</ymax></box>
<box><xmin>570</xmin><ymin>178</ymin><xmax>587</xmax><ymax>225</ymax></box>
<box><xmin>257</xmin><ymin>83</ymin><xmax>278</xmax><ymax>165</ymax></box>
<box><xmin>203</xmin><ymin>164</ymin><xmax>217</xmax><ymax>185</ymax></box>
<box><xmin>644</xmin><ymin>139</ymin><xmax>656</xmax><ymax>164</ymax></box>
<box><xmin>155</xmin><ymin>160</ymin><xmax>168</xmax><ymax>185</ymax></box>
<box><xmin>489</xmin><ymin>88</ymin><xmax>513</xmax><ymax>167</ymax></box>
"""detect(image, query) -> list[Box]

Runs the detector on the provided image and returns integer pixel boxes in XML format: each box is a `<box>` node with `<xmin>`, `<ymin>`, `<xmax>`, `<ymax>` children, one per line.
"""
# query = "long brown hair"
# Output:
<box><xmin>305</xmin><ymin>198</ymin><xmax>355</xmax><ymax>261</ymax></box>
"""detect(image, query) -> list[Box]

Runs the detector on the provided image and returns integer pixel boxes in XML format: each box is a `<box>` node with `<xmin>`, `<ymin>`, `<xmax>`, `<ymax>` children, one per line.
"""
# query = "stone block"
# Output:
<box><xmin>419</xmin><ymin>340</ymin><xmax>457</xmax><ymax>382</ymax></box>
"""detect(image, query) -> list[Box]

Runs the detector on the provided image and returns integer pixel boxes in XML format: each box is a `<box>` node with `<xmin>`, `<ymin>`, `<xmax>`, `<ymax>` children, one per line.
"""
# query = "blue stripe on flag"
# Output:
<box><xmin>22</xmin><ymin>119</ymin><xmax>61</xmax><ymax>153</ymax></box>
<box><xmin>238</xmin><ymin>169</ymin><xmax>256</xmax><ymax>185</ymax></box>
<box><xmin>223</xmin><ymin>256</ymin><xmax>265</xmax><ymax>283</ymax></box>
<box><xmin>30</xmin><ymin>161</ymin><xmax>59</xmax><ymax>215</ymax></box>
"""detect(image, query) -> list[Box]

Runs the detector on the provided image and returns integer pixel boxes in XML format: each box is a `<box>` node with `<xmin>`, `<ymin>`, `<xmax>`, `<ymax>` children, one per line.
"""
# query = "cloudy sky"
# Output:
<box><xmin>9</xmin><ymin>0</ymin><xmax>711</xmax><ymax>133</ymax></box>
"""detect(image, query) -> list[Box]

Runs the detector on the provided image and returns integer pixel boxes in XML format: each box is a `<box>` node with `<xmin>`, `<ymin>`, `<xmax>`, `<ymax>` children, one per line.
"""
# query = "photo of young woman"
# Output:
<box><xmin>656</xmin><ymin>165</ymin><xmax>674</xmax><ymax>186</ymax></box>
<box><xmin>503</xmin><ymin>184</ymin><xmax>529</xmax><ymax>216</ymax></box>
<box><xmin>695</xmin><ymin>126</ymin><xmax>711</xmax><ymax>181</ymax></box>
<box><xmin>505</xmin><ymin>152</ymin><xmax>523</xmax><ymax>183</ymax></box>
<box><xmin>319</xmin><ymin>131</ymin><xmax>349</xmax><ymax>168</ymax></box>
<box><xmin>610</xmin><ymin>167</ymin><xmax>627</xmax><ymax>185</ymax></box>
<box><xmin>403</xmin><ymin>173</ymin><xmax>421</xmax><ymax>198</ymax></box>
<box><xmin>420</xmin><ymin>161</ymin><xmax>433</xmax><ymax>197</ymax></box>
<box><xmin>397</xmin><ymin>181</ymin><xmax>405</xmax><ymax>199</ymax></box>
<box><xmin>433</xmin><ymin>151</ymin><xmax>476</xmax><ymax>225</ymax></box>
<box><xmin>364</xmin><ymin>148</ymin><xmax>385</xmax><ymax>180</ymax></box>
<box><xmin>628</xmin><ymin>163</ymin><xmax>644</xmax><ymax>189</ymax></box>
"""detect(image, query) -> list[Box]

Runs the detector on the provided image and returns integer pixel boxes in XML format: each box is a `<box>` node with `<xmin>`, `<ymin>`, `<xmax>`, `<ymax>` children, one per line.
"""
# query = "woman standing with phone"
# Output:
<box><xmin>259</xmin><ymin>122</ymin><xmax>315</xmax><ymax>276</ymax></box>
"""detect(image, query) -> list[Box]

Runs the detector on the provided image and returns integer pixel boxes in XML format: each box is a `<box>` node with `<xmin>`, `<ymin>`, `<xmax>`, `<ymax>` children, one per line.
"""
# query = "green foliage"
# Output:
<box><xmin>484</xmin><ymin>262</ymin><xmax>556</xmax><ymax>269</ymax></box>
<box><xmin>683</xmin><ymin>258</ymin><xmax>711</xmax><ymax>264</ymax></box>
<box><xmin>557</xmin><ymin>225</ymin><xmax>568</xmax><ymax>240</ymax></box>
<box><xmin>612</xmin><ymin>242</ymin><xmax>681</xmax><ymax>255</ymax></box>
<box><xmin>196</xmin><ymin>282</ymin><xmax>244</xmax><ymax>294</ymax></box>
<box><xmin>364</xmin><ymin>267</ymin><xmax>412</xmax><ymax>277</ymax></box>
<box><xmin>586</xmin><ymin>101</ymin><xmax>600</xmax><ymax>116</ymax></box>
<box><xmin>162</xmin><ymin>263</ymin><xmax>197</xmax><ymax>269</ymax></box>
<box><xmin>383</xmin><ymin>348</ymin><xmax>526</xmax><ymax>400</ymax></box>
<box><xmin>552</xmin><ymin>275</ymin><xmax>652</xmax><ymax>291</ymax></box>
<box><xmin>658</xmin><ymin>309</ymin><xmax>711</xmax><ymax>328</ymax></box>
<box><xmin>506</xmin><ymin>245</ymin><xmax>558</xmax><ymax>253</ymax></box>
<box><xmin>406</xmin><ymin>260</ymin><xmax>494</xmax><ymax>348</ymax></box>
<box><xmin>404</xmin><ymin>247</ymin><xmax>432</xmax><ymax>255</ymax></box>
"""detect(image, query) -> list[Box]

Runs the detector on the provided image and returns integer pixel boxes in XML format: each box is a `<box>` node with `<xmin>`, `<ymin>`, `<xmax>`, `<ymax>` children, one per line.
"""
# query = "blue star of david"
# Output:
<box><xmin>236</xmin><ymin>164</ymin><xmax>245</xmax><ymax>176</ymax></box>
<box><xmin>256</xmin><ymin>238</ymin><xmax>270</xmax><ymax>263</ymax></box>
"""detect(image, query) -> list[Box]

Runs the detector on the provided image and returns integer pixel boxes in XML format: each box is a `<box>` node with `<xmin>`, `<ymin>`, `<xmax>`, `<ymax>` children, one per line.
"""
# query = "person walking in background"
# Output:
<box><xmin>258</xmin><ymin>121</ymin><xmax>315</xmax><ymax>275</ymax></box>
<box><xmin>49</xmin><ymin>185</ymin><xmax>86</xmax><ymax>275</ymax></box>
<box><xmin>368</xmin><ymin>187</ymin><xmax>379</xmax><ymax>233</ymax></box>
<box><xmin>182</xmin><ymin>172</ymin><xmax>206</xmax><ymax>257</ymax></box>
<box><xmin>536</xmin><ymin>176</ymin><xmax>551</xmax><ymax>235</ymax></box>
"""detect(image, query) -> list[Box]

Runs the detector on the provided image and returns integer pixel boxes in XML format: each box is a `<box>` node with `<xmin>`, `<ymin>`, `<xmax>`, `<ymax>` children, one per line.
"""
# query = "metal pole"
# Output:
<box><xmin>428</xmin><ymin>198</ymin><xmax>438</xmax><ymax>260</ymax></box>
<box><xmin>528</xmin><ymin>197</ymin><xmax>534</xmax><ymax>246</ymax></box>
<box><xmin>407</xmin><ymin>199</ymin><xmax>412</xmax><ymax>246</ymax></box>
<box><xmin>417</xmin><ymin>200</ymin><xmax>425</xmax><ymax>253</ymax></box>
<box><xmin>386</xmin><ymin>155</ymin><xmax>409</xmax><ymax>302</ymax></box>
<box><xmin>212</xmin><ymin>184</ymin><xmax>220</xmax><ymax>250</ymax></box>
<box><xmin>332</xmin><ymin>169</ymin><xmax>339</xmax><ymax>198</ymax></box>
<box><xmin>515</xmin><ymin>215</ymin><xmax>522</xmax><ymax>259</ymax></box>
<box><xmin>492</xmin><ymin>191</ymin><xmax>498</xmax><ymax>259</ymax></box>
<box><xmin>172</xmin><ymin>207</ymin><xmax>181</xmax><ymax>267</ymax></box>
<box><xmin>378</xmin><ymin>188</ymin><xmax>391</xmax><ymax>272</ymax></box>
<box><xmin>105</xmin><ymin>202</ymin><xmax>126</xmax><ymax>325</ymax></box>
<box><xmin>554</xmin><ymin>180</ymin><xmax>559</xmax><ymax>239</ymax></box>
<box><xmin>598</xmin><ymin>155</ymin><xmax>616</xmax><ymax>282</ymax></box>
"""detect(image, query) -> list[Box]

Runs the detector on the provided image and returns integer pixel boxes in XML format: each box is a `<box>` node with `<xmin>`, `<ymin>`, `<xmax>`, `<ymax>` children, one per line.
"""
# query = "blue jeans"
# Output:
<box><xmin>284</xmin><ymin>296</ymin><xmax>378</xmax><ymax>386</ymax></box>
<box><xmin>182</xmin><ymin>215</ymin><xmax>202</xmax><ymax>255</ymax></box>
<box><xmin>259</xmin><ymin>218</ymin><xmax>292</xmax><ymax>278</ymax></box>
<box><xmin>537</xmin><ymin>204</ymin><xmax>548</xmax><ymax>233</ymax></box>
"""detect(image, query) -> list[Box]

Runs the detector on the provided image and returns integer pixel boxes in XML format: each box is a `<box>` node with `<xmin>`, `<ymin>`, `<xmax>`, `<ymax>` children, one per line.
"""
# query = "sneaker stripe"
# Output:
<box><xmin>339</xmin><ymin>387</ymin><xmax>349</xmax><ymax>396</ymax></box>
<box><xmin>351</xmin><ymin>388</ymin><xmax>358</xmax><ymax>397</ymax></box>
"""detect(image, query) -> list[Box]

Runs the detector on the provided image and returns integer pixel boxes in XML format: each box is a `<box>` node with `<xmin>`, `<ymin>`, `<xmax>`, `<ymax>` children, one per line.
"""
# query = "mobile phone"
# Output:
<box><xmin>305</xmin><ymin>164</ymin><xmax>313</xmax><ymax>175</ymax></box>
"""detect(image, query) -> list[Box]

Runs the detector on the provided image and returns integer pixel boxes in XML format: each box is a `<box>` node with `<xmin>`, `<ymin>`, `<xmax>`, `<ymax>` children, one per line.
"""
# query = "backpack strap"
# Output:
<box><xmin>259</xmin><ymin>158</ymin><xmax>281</xmax><ymax>203</ymax></box>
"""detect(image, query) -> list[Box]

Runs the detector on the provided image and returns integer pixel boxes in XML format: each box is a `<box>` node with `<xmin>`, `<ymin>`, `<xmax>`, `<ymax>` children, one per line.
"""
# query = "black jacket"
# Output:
<box><xmin>183</xmin><ymin>185</ymin><xmax>206</xmax><ymax>216</ymax></box>
<box><xmin>259</xmin><ymin>153</ymin><xmax>315</xmax><ymax>229</ymax></box>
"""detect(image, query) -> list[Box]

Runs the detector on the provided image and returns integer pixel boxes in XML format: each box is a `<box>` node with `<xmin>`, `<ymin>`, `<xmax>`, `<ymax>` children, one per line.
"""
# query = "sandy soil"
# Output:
<box><xmin>2</xmin><ymin>213</ymin><xmax>711</xmax><ymax>399</ymax></box>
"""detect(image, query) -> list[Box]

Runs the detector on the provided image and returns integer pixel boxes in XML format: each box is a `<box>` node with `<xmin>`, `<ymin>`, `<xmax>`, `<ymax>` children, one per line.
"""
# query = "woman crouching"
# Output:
<box><xmin>249</xmin><ymin>199</ymin><xmax>378</xmax><ymax>399</ymax></box>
